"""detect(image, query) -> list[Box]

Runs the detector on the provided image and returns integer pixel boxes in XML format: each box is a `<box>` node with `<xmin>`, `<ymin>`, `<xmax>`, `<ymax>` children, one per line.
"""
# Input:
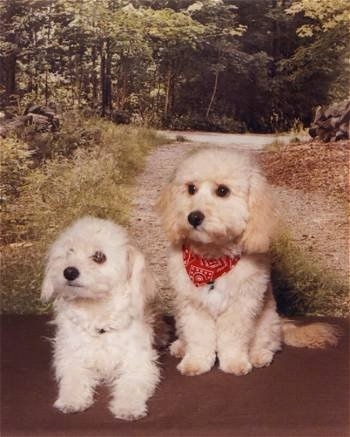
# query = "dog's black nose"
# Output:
<box><xmin>63</xmin><ymin>266</ymin><xmax>80</xmax><ymax>281</ymax></box>
<box><xmin>188</xmin><ymin>210</ymin><xmax>205</xmax><ymax>228</ymax></box>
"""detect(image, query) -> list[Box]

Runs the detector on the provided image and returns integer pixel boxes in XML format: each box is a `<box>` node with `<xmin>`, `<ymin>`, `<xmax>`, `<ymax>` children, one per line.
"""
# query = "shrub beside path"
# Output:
<box><xmin>128</xmin><ymin>138</ymin><xmax>349</xmax><ymax>315</ymax></box>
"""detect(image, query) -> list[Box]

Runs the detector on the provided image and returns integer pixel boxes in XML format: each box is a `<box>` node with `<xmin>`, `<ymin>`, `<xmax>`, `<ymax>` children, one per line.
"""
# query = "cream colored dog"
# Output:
<box><xmin>157</xmin><ymin>148</ymin><xmax>339</xmax><ymax>376</ymax></box>
<box><xmin>42</xmin><ymin>216</ymin><xmax>159</xmax><ymax>420</ymax></box>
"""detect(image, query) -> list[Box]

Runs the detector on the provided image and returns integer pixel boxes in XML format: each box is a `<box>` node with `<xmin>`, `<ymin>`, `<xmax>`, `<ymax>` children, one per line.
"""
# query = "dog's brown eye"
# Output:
<box><xmin>91</xmin><ymin>251</ymin><xmax>106</xmax><ymax>264</ymax></box>
<box><xmin>187</xmin><ymin>183</ymin><xmax>197</xmax><ymax>195</ymax></box>
<box><xmin>216</xmin><ymin>184</ymin><xmax>230</xmax><ymax>197</ymax></box>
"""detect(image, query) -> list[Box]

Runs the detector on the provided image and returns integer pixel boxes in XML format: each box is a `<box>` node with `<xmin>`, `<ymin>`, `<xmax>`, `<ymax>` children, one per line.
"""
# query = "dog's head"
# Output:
<box><xmin>41</xmin><ymin>216</ymin><xmax>154</xmax><ymax>315</ymax></box>
<box><xmin>156</xmin><ymin>148</ymin><xmax>276</xmax><ymax>254</ymax></box>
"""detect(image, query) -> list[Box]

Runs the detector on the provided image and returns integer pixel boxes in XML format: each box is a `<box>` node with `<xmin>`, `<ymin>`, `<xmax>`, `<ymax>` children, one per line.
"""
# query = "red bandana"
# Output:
<box><xmin>183</xmin><ymin>246</ymin><xmax>240</xmax><ymax>287</ymax></box>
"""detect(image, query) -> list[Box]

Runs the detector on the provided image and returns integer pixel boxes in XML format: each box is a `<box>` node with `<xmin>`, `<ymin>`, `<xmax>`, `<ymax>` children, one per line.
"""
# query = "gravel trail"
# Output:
<box><xmin>128</xmin><ymin>142</ymin><xmax>193</xmax><ymax>304</ymax></box>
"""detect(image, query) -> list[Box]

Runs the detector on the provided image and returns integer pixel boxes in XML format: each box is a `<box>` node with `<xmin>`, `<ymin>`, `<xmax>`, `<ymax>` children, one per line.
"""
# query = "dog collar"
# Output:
<box><xmin>182</xmin><ymin>246</ymin><xmax>240</xmax><ymax>288</ymax></box>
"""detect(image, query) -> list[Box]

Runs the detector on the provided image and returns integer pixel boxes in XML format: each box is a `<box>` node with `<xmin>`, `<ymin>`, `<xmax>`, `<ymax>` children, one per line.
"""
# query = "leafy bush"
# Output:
<box><xmin>1</xmin><ymin>116</ymin><xmax>165</xmax><ymax>314</ymax></box>
<box><xmin>1</xmin><ymin>137</ymin><xmax>35</xmax><ymax>244</ymax></box>
<box><xmin>0</xmin><ymin>137</ymin><xmax>33</xmax><ymax>200</ymax></box>
<box><xmin>17</xmin><ymin>112</ymin><xmax>104</xmax><ymax>163</ymax></box>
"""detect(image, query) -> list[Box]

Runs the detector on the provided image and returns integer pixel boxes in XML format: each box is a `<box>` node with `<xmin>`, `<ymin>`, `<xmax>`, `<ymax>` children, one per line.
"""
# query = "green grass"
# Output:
<box><xmin>289</xmin><ymin>136</ymin><xmax>301</xmax><ymax>144</ymax></box>
<box><xmin>1</xmin><ymin>114</ymin><xmax>166</xmax><ymax>314</ymax></box>
<box><xmin>264</xmin><ymin>139</ymin><xmax>285</xmax><ymax>152</ymax></box>
<box><xmin>264</xmin><ymin>133</ymin><xmax>303</xmax><ymax>152</ymax></box>
<box><xmin>272</xmin><ymin>230</ymin><xmax>348</xmax><ymax>317</ymax></box>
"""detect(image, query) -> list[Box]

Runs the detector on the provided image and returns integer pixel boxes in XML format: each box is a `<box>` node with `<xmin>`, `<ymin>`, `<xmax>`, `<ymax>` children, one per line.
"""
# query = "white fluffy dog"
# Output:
<box><xmin>157</xmin><ymin>148</ymin><xmax>339</xmax><ymax>376</ymax></box>
<box><xmin>42</xmin><ymin>216</ymin><xmax>160</xmax><ymax>420</ymax></box>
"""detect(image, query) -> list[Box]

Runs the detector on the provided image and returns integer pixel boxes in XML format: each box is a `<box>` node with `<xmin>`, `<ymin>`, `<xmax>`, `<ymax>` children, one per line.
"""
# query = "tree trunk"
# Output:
<box><xmin>164</xmin><ymin>66</ymin><xmax>171</xmax><ymax>116</ymax></box>
<box><xmin>271</xmin><ymin>0</ymin><xmax>283</xmax><ymax>77</ymax></box>
<box><xmin>106</xmin><ymin>39</ymin><xmax>112</xmax><ymax>114</ymax></box>
<box><xmin>91</xmin><ymin>46</ymin><xmax>98</xmax><ymax>104</ymax></box>
<box><xmin>206</xmin><ymin>69</ymin><xmax>219</xmax><ymax>118</ymax></box>
<box><xmin>116</xmin><ymin>59</ymin><xmax>128</xmax><ymax>109</ymax></box>
<box><xmin>44</xmin><ymin>7</ymin><xmax>52</xmax><ymax>106</ymax></box>
<box><xmin>1</xmin><ymin>44</ymin><xmax>17</xmax><ymax>102</ymax></box>
<box><xmin>101</xmin><ymin>41</ymin><xmax>107</xmax><ymax>117</ymax></box>
<box><xmin>45</xmin><ymin>68</ymin><xmax>49</xmax><ymax>106</ymax></box>
<box><xmin>101</xmin><ymin>39</ymin><xmax>112</xmax><ymax>117</ymax></box>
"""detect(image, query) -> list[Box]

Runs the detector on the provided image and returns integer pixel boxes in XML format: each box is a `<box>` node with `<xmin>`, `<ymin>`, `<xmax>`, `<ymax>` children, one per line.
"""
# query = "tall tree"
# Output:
<box><xmin>0</xmin><ymin>0</ymin><xmax>348</xmax><ymax>131</ymax></box>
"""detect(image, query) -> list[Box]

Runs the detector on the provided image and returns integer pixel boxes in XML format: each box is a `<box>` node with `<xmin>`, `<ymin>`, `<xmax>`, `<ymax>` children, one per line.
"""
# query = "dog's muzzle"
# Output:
<box><xmin>188</xmin><ymin>210</ymin><xmax>205</xmax><ymax>228</ymax></box>
<box><xmin>63</xmin><ymin>266</ymin><xmax>80</xmax><ymax>281</ymax></box>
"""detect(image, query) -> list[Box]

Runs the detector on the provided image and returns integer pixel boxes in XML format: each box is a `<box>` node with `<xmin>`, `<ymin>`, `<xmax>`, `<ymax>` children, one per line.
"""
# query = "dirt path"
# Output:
<box><xmin>128</xmin><ymin>139</ymin><xmax>348</xmax><ymax>308</ymax></box>
<box><xmin>161</xmin><ymin>130</ymin><xmax>308</xmax><ymax>149</ymax></box>
<box><xmin>128</xmin><ymin>142</ymin><xmax>193</xmax><ymax>305</ymax></box>
<box><xmin>274</xmin><ymin>187</ymin><xmax>348</xmax><ymax>277</ymax></box>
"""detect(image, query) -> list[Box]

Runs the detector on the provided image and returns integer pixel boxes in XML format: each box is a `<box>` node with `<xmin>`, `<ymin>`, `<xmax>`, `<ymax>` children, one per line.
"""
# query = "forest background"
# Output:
<box><xmin>1</xmin><ymin>0</ymin><xmax>349</xmax><ymax>132</ymax></box>
<box><xmin>0</xmin><ymin>0</ymin><xmax>349</xmax><ymax>314</ymax></box>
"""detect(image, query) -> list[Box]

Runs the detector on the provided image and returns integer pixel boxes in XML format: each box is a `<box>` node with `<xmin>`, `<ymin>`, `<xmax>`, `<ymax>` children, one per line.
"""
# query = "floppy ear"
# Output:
<box><xmin>155</xmin><ymin>182</ymin><xmax>184</xmax><ymax>244</ymax></box>
<box><xmin>240</xmin><ymin>171</ymin><xmax>276</xmax><ymax>254</ymax></box>
<box><xmin>41</xmin><ymin>260</ymin><xmax>55</xmax><ymax>302</ymax></box>
<box><xmin>127</xmin><ymin>245</ymin><xmax>156</xmax><ymax>318</ymax></box>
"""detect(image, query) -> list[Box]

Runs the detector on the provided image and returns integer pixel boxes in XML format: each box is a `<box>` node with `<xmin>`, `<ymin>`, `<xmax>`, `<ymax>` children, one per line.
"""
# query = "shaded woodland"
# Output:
<box><xmin>1</xmin><ymin>0</ymin><xmax>349</xmax><ymax>132</ymax></box>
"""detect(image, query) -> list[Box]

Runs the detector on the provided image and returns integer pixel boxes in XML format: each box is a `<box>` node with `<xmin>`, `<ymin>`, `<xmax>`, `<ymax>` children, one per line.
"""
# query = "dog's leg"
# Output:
<box><xmin>249</xmin><ymin>288</ymin><xmax>282</xmax><ymax>368</ymax></box>
<box><xmin>216</xmin><ymin>308</ymin><xmax>254</xmax><ymax>375</ymax></box>
<box><xmin>175</xmin><ymin>305</ymin><xmax>216</xmax><ymax>376</ymax></box>
<box><xmin>169</xmin><ymin>338</ymin><xmax>186</xmax><ymax>358</ymax></box>
<box><xmin>54</xmin><ymin>362</ymin><xmax>96</xmax><ymax>413</ymax></box>
<box><xmin>109</xmin><ymin>347</ymin><xmax>159</xmax><ymax>421</ymax></box>
<box><xmin>217</xmin><ymin>280</ymin><xmax>267</xmax><ymax>375</ymax></box>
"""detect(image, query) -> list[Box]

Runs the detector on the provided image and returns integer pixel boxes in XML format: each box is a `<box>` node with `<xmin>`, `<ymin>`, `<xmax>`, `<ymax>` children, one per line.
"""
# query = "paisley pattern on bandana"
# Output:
<box><xmin>182</xmin><ymin>246</ymin><xmax>240</xmax><ymax>287</ymax></box>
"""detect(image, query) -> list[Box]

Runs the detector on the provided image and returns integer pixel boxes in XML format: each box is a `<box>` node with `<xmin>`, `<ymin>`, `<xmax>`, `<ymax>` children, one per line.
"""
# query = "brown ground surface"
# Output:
<box><xmin>259</xmin><ymin>140</ymin><xmax>349</xmax><ymax>280</ymax></box>
<box><xmin>259</xmin><ymin>140</ymin><xmax>349</xmax><ymax>205</ymax></box>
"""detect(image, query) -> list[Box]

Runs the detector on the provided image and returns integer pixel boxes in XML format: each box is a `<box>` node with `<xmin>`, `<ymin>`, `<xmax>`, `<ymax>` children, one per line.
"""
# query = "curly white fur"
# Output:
<box><xmin>42</xmin><ymin>216</ymin><xmax>160</xmax><ymax>420</ymax></box>
<box><xmin>157</xmin><ymin>148</ymin><xmax>339</xmax><ymax>376</ymax></box>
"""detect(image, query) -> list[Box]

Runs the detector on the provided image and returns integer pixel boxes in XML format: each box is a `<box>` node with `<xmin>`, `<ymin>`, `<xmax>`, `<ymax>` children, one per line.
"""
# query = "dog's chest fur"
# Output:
<box><xmin>199</xmin><ymin>281</ymin><xmax>231</xmax><ymax>317</ymax></box>
<box><xmin>53</xmin><ymin>294</ymin><xmax>153</xmax><ymax>379</ymax></box>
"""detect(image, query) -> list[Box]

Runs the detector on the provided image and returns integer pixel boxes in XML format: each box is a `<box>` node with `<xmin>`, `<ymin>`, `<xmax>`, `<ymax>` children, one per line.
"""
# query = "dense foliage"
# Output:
<box><xmin>1</xmin><ymin>0</ymin><xmax>349</xmax><ymax>132</ymax></box>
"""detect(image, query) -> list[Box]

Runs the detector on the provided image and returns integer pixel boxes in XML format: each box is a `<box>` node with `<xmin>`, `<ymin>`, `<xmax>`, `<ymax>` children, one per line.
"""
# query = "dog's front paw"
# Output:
<box><xmin>54</xmin><ymin>396</ymin><xmax>93</xmax><ymax>414</ymax></box>
<box><xmin>177</xmin><ymin>353</ymin><xmax>214</xmax><ymax>376</ymax></box>
<box><xmin>250</xmin><ymin>349</ymin><xmax>275</xmax><ymax>368</ymax></box>
<box><xmin>169</xmin><ymin>339</ymin><xmax>186</xmax><ymax>358</ymax></box>
<box><xmin>109</xmin><ymin>399</ymin><xmax>147</xmax><ymax>421</ymax></box>
<box><xmin>219</xmin><ymin>354</ymin><xmax>252</xmax><ymax>376</ymax></box>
